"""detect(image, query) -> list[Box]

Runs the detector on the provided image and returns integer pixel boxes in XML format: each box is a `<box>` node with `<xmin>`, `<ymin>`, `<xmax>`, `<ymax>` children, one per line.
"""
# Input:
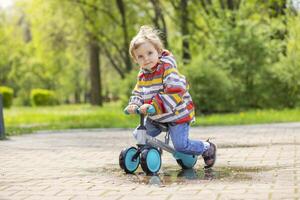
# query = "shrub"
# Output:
<box><xmin>213</xmin><ymin>18</ymin><xmax>282</xmax><ymax>109</ymax></box>
<box><xmin>30</xmin><ymin>89</ymin><xmax>58</xmax><ymax>106</ymax></box>
<box><xmin>261</xmin><ymin>54</ymin><xmax>300</xmax><ymax>109</ymax></box>
<box><xmin>259</xmin><ymin>15</ymin><xmax>300</xmax><ymax>109</ymax></box>
<box><xmin>0</xmin><ymin>86</ymin><xmax>14</xmax><ymax>108</ymax></box>
<box><xmin>184</xmin><ymin>57</ymin><xmax>236</xmax><ymax>114</ymax></box>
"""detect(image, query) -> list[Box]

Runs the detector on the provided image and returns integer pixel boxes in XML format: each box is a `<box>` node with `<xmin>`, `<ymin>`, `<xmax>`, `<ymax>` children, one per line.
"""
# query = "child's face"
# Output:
<box><xmin>134</xmin><ymin>41</ymin><xmax>160</xmax><ymax>70</ymax></box>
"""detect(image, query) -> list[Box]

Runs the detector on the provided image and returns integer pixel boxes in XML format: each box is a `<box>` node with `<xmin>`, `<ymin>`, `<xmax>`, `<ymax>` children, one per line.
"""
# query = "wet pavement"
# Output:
<box><xmin>0</xmin><ymin>123</ymin><xmax>300</xmax><ymax>200</ymax></box>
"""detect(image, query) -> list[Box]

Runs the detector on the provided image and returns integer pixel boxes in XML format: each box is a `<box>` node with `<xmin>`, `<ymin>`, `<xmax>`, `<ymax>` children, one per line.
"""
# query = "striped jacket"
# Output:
<box><xmin>129</xmin><ymin>50</ymin><xmax>195</xmax><ymax>124</ymax></box>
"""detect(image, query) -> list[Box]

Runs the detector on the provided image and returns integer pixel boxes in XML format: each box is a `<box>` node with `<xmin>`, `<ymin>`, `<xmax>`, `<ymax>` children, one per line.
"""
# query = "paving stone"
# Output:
<box><xmin>1</xmin><ymin>123</ymin><xmax>300</xmax><ymax>199</ymax></box>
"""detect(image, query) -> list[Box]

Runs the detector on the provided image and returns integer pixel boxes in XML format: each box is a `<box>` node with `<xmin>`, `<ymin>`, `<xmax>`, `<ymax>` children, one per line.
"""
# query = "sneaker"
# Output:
<box><xmin>202</xmin><ymin>140</ymin><xmax>217</xmax><ymax>168</ymax></box>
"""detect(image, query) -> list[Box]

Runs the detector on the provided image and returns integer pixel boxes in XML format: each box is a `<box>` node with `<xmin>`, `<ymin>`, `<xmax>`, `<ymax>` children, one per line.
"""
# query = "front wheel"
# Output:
<box><xmin>140</xmin><ymin>148</ymin><xmax>161</xmax><ymax>175</ymax></box>
<box><xmin>119</xmin><ymin>147</ymin><xmax>140</xmax><ymax>173</ymax></box>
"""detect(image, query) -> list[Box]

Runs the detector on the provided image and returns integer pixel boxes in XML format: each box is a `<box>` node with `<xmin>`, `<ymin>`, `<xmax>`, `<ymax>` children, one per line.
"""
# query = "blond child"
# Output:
<box><xmin>124</xmin><ymin>25</ymin><xmax>216</xmax><ymax>168</ymax></box>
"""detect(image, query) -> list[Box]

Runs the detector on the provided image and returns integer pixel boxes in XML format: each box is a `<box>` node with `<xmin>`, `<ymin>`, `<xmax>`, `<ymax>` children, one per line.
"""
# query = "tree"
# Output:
<box><xmin>116</xmin><ymin>0</ymin><xmax>132</xmax><ymax>72</ymax></box>
<box><xmin>170</xmin><ymin>0</ymin><xmax>191</xmax><ymax>64</ymax></box>
<box><xmin>150</xmin><ymin>0</ymin><xmax>168</xmax><ymax>48</ymax></box>
<box><xmin>88</xmin><ymin>37</ymin><xmax>102</xmax><ymax>106</ymax></box>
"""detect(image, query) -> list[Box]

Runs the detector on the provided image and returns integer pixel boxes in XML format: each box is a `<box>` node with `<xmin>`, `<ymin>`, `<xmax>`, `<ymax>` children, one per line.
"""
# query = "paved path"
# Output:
<box><xmin>1</xmin><ymin>123</ymin><xmax>300</xmax><ymax>200</ymax></box>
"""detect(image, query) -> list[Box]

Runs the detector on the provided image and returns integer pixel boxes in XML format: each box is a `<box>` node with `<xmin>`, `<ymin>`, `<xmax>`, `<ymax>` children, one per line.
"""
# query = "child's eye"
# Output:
<box><xmin>137</xmin><ymin>55</ymin><xmax>143</xmax><ymax>59</ymax></box>
<box><xmin>148</xmin><ymin>51</ymin><xmax>153</xmax><ymax>55</ymax></box>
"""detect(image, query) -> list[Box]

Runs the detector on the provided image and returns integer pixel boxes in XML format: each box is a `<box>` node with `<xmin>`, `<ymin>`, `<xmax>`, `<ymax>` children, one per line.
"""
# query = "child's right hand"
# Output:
<box><xmin>124</xmin><ymin>104</ymin><xmax>139</xmax><ymax>114</ymax></box>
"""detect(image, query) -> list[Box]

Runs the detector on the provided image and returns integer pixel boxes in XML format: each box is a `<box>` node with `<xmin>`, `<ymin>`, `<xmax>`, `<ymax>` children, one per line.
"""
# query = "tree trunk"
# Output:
<box><xmin>269</xmin><ymin>0</ymin><xmax>286</xmax><ymax>17</ymax></box>
<box><xmin>74</xmin><ymin>91</ymin><xmax>80</xmax><ymax>103</ymax></box>
<box><xmin>116</xmin><ymin>0</ymin><xmax>132</xmax><ymax>72</ymax></box>
<box><xmin>180</xmin><ymin>0</ymin><xmax>191</xmax><ymax>64</ymax></box>
<box><xmin>88</xmin><ymin>39</ymin><xmax>102</xmax><ymax>106</ymax></box>
<box><xmin>227</xmin><ymin>0</ymin><xmax>234</xmax><ymax>10</ymax></box>
<box><xmin>150</xmin><ymin>0</ymin><xmax>168</xmax><ymax>48</ymax></box>
<box><xmin>74</xmin><ymin>86</ymin><xmax>81</xmax><ymax>103</ymax></box>
<box><xmin>218</xmin><ymin>0</ymin><xmax>241</xmax><ymax>10</ymax></box>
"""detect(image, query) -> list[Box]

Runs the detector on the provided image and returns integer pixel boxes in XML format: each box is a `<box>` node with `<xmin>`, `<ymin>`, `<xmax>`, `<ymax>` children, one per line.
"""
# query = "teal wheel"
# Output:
<box><xmin>141</xmin><ymin>148</ymin><xmax>161</xmax><ymax>175</ymax></box>
<box><xmin>119</xmin><ymin>147</ymin><xmax>140</xmax><ymax>173</ymax></box>
<box><xmin>173</xmin><ymin>152</ymin><xmax>198</xmax><ymax>169</ymax></box>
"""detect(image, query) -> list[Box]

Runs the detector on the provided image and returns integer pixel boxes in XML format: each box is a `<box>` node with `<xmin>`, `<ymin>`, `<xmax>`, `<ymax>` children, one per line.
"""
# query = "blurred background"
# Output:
<box><xmin>0</xmin><ymin>0</ymin><xmax>300</xmax><ymax>134</ymax></box>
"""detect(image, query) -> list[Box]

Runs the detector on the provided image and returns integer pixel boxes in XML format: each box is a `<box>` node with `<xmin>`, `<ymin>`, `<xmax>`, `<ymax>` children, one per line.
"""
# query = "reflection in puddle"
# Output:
<box><xmin>88</xmin><ymin>165</ymin><xmax>271</xmax><ymax>186</ymax></box>
<box><xmin>137</xmin><ymin>168</ymin><xmax>217</xmax><ymax>186</ymax></box>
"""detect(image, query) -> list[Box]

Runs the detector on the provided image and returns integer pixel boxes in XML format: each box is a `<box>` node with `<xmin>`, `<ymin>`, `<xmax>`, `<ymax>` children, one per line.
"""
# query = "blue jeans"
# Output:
<box><xmin>144</xmin><ymin>118</ymin><xmax>205</xmax><ymax>155</ymax></box>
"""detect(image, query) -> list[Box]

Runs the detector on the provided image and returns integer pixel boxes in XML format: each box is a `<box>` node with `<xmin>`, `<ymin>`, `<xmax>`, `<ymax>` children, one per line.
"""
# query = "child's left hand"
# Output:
<box><xmin>139</xmin><ymin>104</ymin><xmax>152</xmax><ymax>114</ymax></box>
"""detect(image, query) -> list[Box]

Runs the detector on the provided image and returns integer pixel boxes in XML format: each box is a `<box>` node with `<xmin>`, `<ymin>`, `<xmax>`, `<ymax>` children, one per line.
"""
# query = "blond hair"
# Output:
<box><xmin>129</xmin><ymin>25</ymin><xmax>164</xmax><ymax>61</ymax></box>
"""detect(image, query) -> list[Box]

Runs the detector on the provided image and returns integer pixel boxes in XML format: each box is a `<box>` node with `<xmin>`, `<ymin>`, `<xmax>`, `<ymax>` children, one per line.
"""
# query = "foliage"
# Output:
<box><xmin>0</xmin><ymin>0</ymin><xmax>299</xmax><ymax>114</ymax></box>
<box><xmin>184</xmin><ymin>56</ymin><xmax>235</xmax><ymax>114</ymax></box>
<box><xmin>0</xmin><ymin>86</ymin><xmax>14</xmax><ymax>108</ymax></box>
<box><xmin>184</xmin><ymin>2</ymin><xmax>287</xmax><ymax>113</ymax></box>
<box><xmin>261</xmin><ymin>15</ymin><xmax>300</xmax><ymax>108</ymax></box>
<box><xmin>30</xmin><ymin>88</ymin><xmax>58</xmax><ymax>106</ymax></box>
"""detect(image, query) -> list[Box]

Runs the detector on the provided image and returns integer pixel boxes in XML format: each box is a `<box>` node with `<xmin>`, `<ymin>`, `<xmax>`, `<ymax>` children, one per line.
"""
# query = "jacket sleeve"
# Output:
<box><xmin>128</xmin><ymin>79</ymin><xmax>144</xmax><ymax>107</ymax></box>
<box><xmin>151</xmin><ymin>63</ymin><xmax>187</xmax><ymax>114</ymax></box>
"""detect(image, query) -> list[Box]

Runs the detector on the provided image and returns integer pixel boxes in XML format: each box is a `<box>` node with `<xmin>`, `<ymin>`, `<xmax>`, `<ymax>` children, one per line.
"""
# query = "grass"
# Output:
<box><xmin>2</xmin><ymin>102</ymin><xmax>300</xmax><ymax>136</ymax></box>
<box><xmin>3</xmin><ymin>102</ymin><xmax>139</xmax><ymax>136</ymax></box>
<box><xmin>194</xmin><ymin>108</ymin><xmax>300</xmax><ymax>126</ymax></box>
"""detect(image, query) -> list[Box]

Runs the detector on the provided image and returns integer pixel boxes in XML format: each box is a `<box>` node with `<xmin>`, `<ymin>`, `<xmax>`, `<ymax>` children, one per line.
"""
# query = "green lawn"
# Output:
<box><xmin>194</xmin><ymin>109</ymin><xmax>300</xmax><ymax>126</ymax></box>
<box><xmin>3</xmin><ymin>102</ymin><xmax>300</xmax><ymax>136</ymax></box>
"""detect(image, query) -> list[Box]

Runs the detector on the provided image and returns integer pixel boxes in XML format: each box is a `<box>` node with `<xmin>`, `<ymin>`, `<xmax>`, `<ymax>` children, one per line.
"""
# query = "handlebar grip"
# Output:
<box><xmin>123</xmin><ymin>106</ymin><xmax>140</xmax><ymax>115</ymax></box>
<box><xmin>137</xmin><ymin>105</ymin><xmax>156</xmax><ymax>114</ymax></box>
<box><xmin>124</xmin><ymin>109</ymin><xmax>130</xmax><ymax>115</ymax></box>
<box><xmin>124</xmin><ymin>105</ymin><xmax>156</xmax><ymax>115</ymax></box>
<box><xmin>146</xmin><ymin>105</ymin><xmax>156</xmax><ymax>114</ymax></box>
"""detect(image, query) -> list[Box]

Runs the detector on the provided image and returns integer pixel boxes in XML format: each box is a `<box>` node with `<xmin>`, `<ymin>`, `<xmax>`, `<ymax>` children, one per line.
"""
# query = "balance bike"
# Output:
<box><xmin>119</xmin><ymin>105</ymin><xmax>198</xmax><ymax>175</ymax></box>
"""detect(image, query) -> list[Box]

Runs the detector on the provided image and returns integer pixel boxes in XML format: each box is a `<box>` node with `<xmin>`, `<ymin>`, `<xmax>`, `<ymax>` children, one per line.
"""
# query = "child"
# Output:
<box><xmin>125</xmin><ymin>25</ymin><xmax>216</xmax><ymax>168</ymax></box>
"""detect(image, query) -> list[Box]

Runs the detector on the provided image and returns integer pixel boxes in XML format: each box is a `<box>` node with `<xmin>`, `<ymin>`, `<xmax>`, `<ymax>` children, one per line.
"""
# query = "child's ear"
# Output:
<box><xmin>158</xmin><ymin>49</ymin><xmax>163</xmax><ymax>57</ymax></box>
<box><xmin>159</xmin><ymin>49</ymin><xmax>163</xmax><ymax>55</ymax></box>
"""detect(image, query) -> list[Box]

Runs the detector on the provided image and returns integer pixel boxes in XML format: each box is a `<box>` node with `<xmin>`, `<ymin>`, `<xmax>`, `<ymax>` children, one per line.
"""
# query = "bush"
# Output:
<box><xmin>213</xmin><ymin>18</ymin><xmax>283</xmax><ymax>109</ymax></box>
<box><xmin>0</xmin><ymin>86</ymin><xmax>14</xmax><ymax>108</ymax></box>
<box><xmin>184</xmin><ymin>57</ymin><xmax>236</xmax><ymax>114</ymax></box>
<box><xmin>261</xmin><ymin>54</ymin><xmax>300</xmax><ymax>109</ymax></box>
<box><xmin>259</xmin><ymin>15</ymin><xmax>300</xmax><ymax>109</ymax></box>
<box><xmin>30</xmin><ymin>89</ymin><xmax>58</xmax><ymax>106</ymax></box>
<box><xmin>268</xmin><ymin>64</ymin><xmax>300</xmax><ymax>108</ymax></box>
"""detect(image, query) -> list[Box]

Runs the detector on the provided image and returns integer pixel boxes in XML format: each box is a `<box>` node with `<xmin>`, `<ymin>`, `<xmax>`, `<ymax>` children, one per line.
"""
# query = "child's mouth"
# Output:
<box><xmin>143</xmin><ymin>63</ymin><xmax>152</xmax><ymax>69</ymax></box>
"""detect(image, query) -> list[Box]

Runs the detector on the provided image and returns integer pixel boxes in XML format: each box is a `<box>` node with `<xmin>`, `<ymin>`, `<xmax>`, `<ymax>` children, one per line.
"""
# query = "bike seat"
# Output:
<box><xmin>148</xmin><ymin>118</ymin><xmax>169</xmax><ymax>132</ymax></box>
<box><xmin>156</xmin><ymin>123</ymin><xmax>169</xmax><ymax>132</ymax></box>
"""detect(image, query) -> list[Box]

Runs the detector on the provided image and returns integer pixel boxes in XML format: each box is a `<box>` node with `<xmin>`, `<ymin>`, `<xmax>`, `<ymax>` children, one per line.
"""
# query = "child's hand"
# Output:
<box><xmin>139</xmin><ymin>104</ymin><xmax>152</xmax><ymax>114</ymax></box>
<box><xmin>124</xmin><ymin>104</ymin><xmax>139</xmax><ymax>114</ymax></box>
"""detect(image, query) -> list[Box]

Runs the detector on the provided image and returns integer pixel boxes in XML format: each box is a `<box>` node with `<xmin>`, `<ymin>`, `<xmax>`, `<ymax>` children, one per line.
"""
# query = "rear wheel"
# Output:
<box><xmin>174</xmin><ymin>152</ymin><xmax>197</xmax><ymax>169</ymax></box>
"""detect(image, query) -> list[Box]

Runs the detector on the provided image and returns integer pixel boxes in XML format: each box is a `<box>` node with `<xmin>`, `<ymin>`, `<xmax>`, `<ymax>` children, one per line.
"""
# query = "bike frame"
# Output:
<box><xmin>135</xmin><ymin>114</ymin><xmax>176</xmax><ymax>154</ymax></box>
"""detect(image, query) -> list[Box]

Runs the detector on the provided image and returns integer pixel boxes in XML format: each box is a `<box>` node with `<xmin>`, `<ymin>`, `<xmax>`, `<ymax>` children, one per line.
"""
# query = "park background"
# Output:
<box><xmin>0</xmin><ymin>0</ymin><xmax>300</xmax><ymax>136</ymax></box>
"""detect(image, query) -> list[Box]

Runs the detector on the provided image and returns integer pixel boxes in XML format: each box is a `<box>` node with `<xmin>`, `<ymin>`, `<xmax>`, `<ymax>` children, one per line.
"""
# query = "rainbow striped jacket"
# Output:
<box><xmin>129</xmin><ymin>50</ymin><xmax>195</xmax><ymax>124</ymax></box>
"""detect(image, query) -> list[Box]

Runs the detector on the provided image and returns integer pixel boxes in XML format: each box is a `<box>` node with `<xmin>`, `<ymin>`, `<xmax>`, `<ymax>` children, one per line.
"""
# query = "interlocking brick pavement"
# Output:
<box><xmin>0</xmin><ymin>123</ymin><xmax>300</xmax><ymax>200</ymax></box>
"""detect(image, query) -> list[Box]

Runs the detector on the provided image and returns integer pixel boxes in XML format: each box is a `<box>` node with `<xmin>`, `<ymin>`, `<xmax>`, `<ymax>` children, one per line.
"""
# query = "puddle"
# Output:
<box><xmin>86</xmin><ymin>165</ymin><xmax>272</xmax><ymax>186</ymax></box>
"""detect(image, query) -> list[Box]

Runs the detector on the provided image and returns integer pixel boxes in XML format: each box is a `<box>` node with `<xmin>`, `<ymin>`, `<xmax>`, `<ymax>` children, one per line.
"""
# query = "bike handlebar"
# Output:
<box><xmin>124</xmin><ymin>105</ymin><xmax>156</xmax><ymax>115</ymax></box>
